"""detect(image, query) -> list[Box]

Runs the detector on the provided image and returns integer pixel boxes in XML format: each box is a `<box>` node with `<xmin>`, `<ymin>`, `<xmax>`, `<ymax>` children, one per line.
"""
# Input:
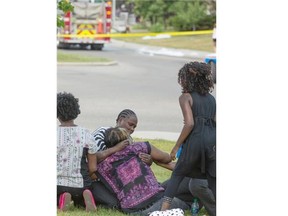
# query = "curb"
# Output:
<box><xmin>57</xmin><ymin>61</ymin><xmax>118</xmax><ymax>66</ymax></box>
<box><xmin>138</xmin><ymin>48</ymin><xmax>208</xmax><ymax>60</ymax></box>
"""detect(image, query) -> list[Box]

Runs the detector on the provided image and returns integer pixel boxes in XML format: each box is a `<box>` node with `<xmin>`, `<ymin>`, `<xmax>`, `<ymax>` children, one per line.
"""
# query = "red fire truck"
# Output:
<box><xmin>58</xmin><ymin>0</ymin><xmax>112</xmax><ymax>50</ymax></box>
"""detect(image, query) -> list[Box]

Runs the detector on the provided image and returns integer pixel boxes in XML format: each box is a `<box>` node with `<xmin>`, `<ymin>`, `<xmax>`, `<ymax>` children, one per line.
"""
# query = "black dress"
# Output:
<box><xmin>165</xmin><ymin>92</ymin><xmax>216</xmax><ymax>199</ymax></box>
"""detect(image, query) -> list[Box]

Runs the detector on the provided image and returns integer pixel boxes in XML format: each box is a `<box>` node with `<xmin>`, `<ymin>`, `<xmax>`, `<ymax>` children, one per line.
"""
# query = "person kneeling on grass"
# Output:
<box><xmin>57</xmin><ymin>92</ymin><xmax>99</xmax><ymax>211</ymax></box>
<box><xmin>91</xmin><ymin>109</ymin><xmax>153</xmax><ymax>209</ymax></box>
<box><xmin>95</xmin><ymin>127</ymin><xmax>191</xmax><ymax>215</ymax></box>
<box><xmin>158</xmin><ymin>162</ymin><xmax>216</xmax><ymax>216</ymax></box>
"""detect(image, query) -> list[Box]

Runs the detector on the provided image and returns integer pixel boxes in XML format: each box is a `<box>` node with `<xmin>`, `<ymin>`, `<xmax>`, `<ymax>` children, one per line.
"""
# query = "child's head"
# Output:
<box><xmin>104</xmin><ymin>127</ymin><xmax>131</xmax><ymax>148</ymax></box>
<box><xmin>178</xmin><ymin>61</ymin><xmax>214</xmax><ymax>94</ymax></box>
<box><xmin>57</xmin><ymin>92</ymin><xmax>80</xmax><ymax>122</ymax></box>
<box><xmin>115</xmin><ymin>109</ymin><xmax>138</xmax><ymax>135</ymax></box>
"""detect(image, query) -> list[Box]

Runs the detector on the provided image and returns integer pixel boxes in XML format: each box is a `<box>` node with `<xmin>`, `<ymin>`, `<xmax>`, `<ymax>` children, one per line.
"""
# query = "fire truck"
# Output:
<box><xmin>58</xmin><ymin>0</ymin><xmax>112</xmax><ymax>50</ymax></box>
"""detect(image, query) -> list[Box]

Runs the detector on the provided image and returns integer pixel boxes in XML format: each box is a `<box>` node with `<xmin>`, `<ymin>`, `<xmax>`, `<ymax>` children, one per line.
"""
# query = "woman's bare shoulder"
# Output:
<box><xmin>179</xmin><ymin>93</ymin><xmax>192</xmax><ymax>102</ymax></box>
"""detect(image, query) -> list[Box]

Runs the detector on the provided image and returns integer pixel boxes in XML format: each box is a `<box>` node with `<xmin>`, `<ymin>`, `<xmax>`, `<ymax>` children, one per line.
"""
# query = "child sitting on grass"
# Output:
<box><xmin>57</xmin><ymin>91</ymin><xmax>99</xmax><ymax>211</ymax></box>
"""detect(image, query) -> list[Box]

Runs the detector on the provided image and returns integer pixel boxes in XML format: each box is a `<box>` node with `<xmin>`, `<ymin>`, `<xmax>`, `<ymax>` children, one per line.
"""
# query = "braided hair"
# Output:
<box><xmin>116</xmin><ymin>109</ymin><xmax>137</xmax><ymax>122</ymax></box>
<box><xmin>57</xmin><ymin>92</ymin><xmax>81</xmax><ymax>122</ymax></box>
<box><xmin>178</xmin><ymin>61</ymin><xmax>214</xmax><ymax>94</ymax></box>
<box><xmin>104</xmin><ymin>127</ymin><xmax>130</xmax><ymax>149</ymax></box>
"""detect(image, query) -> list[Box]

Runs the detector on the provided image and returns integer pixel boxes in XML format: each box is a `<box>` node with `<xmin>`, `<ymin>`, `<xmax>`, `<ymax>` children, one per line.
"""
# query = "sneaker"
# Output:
<box><xmin>58</xmin><ymin>193</ymin><xmax>63</xmax><ymax>209</ymax></box>
<box><xmin>83</xmin><ymin>189</ymin><xmax>97</xmax><ymax>211</ymax></box>
<box><xmin>59</xmin><ymin>192</ymin><xmax>72</xmax><ymax>211</ymax></box>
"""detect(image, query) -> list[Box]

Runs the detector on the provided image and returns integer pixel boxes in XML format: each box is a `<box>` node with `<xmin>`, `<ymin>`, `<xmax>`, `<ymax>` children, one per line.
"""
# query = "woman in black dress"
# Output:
<box><xmin>161</xmin><ymin>61</ymin><xmax>216</xmax><ymax>211</ymax></box>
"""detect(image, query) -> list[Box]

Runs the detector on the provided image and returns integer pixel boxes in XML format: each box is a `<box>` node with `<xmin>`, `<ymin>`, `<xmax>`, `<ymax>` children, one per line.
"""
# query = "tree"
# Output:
<box><xmin>170</xmin><ymin>0</ymin><xmax>207</xmax><ymax>31</ymax></box>
<box><xmin>57</xmin><ymin>0</ymin><xmax>74</xmax><ymax>28</ymax></box>
<box><xmin>188</xmin><ymin>0</ymin><xmax>207</xmax><ymax>30</ymax></box>
<box><xmin>129</xmin><ymin>0</ymin><xmax>214</xmax><ymax>31</ymax></box>
<box><xmin>131</xmin><ymin>0</ymin><xmax>174</xmax><ymax>29</ymax></box>
<box><xmin>203</xmin><ymin>0</ymin><xmax>216</xmax><ymax>15</ymax></box>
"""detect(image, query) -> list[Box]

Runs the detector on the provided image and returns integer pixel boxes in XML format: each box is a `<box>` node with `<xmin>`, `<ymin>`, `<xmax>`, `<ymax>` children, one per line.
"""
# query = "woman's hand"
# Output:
<box><xmin>170</xmin><ymin>146</ymin><xmax>179</xmax><ymax>161</ymax></box>
<box><xmin>90</xmin><ymin>172</ymin><xmax>98</xmax><ymax>181</ymax></box>
<box><xmin>115</xmin><ymin>139</ymin><xmax>130</xmax><ymax>151</ymax></box>
<box><xmin>139</xmin><ymin>153</ymin><xmax>153</xmax><ymax>166</ymax></box>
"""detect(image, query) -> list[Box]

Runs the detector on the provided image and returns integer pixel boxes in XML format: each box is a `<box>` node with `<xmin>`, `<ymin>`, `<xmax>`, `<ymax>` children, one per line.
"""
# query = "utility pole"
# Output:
<box><xmin>112</xmin><ymin>0</ymin><xmax>116</xmax><ymax>28</ymax></box>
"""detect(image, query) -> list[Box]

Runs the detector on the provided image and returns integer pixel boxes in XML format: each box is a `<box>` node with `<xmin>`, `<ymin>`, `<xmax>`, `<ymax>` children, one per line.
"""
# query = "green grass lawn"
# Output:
<box><xmin>115</xmin><ymin>34</ymin><xmax>214</xmax><ymax>52</ymax></box>
<box><xmin>57</xmin><ymin>51</ymin><xmax>112</xmax><ymax>63</ymax></box>
<box><xmin>57</xmin><ymin>138</ymin><xmax>209</xmax><ymax>216</ymax></box>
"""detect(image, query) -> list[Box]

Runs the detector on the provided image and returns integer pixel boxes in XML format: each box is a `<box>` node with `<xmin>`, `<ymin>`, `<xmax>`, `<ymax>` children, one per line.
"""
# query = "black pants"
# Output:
<box><xmin>161</xmin><ymin>177</ymin><xmax>194</xmax><ymax>206</ymax></box>
<box><xmin>207</xmin><ymin>172</ymin><xmax>216</xmax><ymax>200</ymax></box>
<box><xmin>189</xmin><ymin>178</ymin><xmax>216</xmax><ymax>216</ymax></box>
<box><xmin>91</xmin><ymin>180</ymin><xmax>120</xmax><ymax>209</ymax></box>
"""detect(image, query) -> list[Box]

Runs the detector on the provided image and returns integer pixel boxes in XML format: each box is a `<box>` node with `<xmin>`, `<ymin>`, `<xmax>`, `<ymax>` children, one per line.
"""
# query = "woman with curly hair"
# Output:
<box><xmin>57</xmin><ymin>92</ymin><xmax>99</xmax><ymax>211</ymax></box>
<box><xmin>161</xmin><ymin>61</ymin><xmax>216</xmax><ymax>211</ymax></box>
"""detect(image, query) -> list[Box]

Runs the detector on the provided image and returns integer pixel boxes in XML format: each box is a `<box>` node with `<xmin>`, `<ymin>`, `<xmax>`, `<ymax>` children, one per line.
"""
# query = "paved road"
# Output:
<box><xmin>57</xmin><ymin>40</ymin><xmax>216</xmax><ymax>141</ymax></box>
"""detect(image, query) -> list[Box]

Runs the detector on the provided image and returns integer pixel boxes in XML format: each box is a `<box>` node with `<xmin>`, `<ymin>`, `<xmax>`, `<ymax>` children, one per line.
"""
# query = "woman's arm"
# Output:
<box><xmin>93</xmin><ymin>127</ymin><xmax>130</xmax><ymax>163</ymax></box>
<box><xmin>150</xmin><ymin>144</ymin><xmax>172</xmax><ymax>164</ymax></box>
<box><xmin>88</xmin><ymin>153</ymin><xmax>97</xmax><ymax>180</ymax></box>
<box><xmin>96</xmin><ymin>139</ymin><xmax>130</xmax><ymax>162</ymax></box>
<box><xmin>170</xmin><ymin>93</ymin><xmax>194</xmax><ymax>160</ymax></box>
<box><xmin>154</xmin><ymin>161</ymin><xmax>176</xmax><ymax>171</ymax></box>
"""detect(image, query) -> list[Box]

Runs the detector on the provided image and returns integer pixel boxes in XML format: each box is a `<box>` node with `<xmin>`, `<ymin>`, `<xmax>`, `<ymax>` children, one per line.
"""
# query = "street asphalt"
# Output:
<box><xmin>58</xmin><ymin>39</ymin><xmax>214</xmax><ymax>141</ymax></box>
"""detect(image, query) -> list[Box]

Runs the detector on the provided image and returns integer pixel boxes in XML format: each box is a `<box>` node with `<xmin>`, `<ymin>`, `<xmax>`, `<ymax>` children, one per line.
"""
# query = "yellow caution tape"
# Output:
<box><xmin>57</xmin><ymin>30</ymin><xmax>212</xmax><ymax>38</ymax></box>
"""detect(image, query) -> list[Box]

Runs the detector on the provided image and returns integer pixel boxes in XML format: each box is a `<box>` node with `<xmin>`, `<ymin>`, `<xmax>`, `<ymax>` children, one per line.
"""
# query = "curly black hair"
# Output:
<box><xmin>57</xmin><ymin>92</ymin><xmax>81</xmax><ymax>122</ymax></box>
<box><xmin>178</xmin><ymin>61</ymin><xmax>214</xmax><ymax>94</ymax></box>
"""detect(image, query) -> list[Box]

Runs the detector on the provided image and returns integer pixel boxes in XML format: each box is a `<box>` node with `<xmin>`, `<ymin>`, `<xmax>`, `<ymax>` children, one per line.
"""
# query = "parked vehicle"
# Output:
<box><xmin>204</xmin><ymin>53</ymin><xmax>216</xmax><ymax>83</ymax></box>
<box><xmin>57</xmin><ymin>0</ymin><xmax>112</xmax><ymax>50</ymax></box>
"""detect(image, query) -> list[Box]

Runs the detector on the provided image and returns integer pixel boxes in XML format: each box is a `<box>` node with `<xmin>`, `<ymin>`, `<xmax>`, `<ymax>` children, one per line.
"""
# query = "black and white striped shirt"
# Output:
<box><xmin>91</xmin><ymin>126</ymin><xmax>110</xmax><ymax>151</ymax></box>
